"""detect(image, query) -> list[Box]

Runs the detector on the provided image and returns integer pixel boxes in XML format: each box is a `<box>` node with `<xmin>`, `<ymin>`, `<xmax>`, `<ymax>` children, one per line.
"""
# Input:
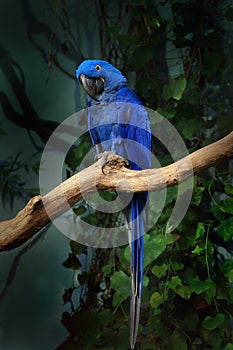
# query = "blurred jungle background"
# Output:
<box><xmin>0</xmin><ymin>1</ymin><xmax>233</xmax><ymax>349</ymax></box>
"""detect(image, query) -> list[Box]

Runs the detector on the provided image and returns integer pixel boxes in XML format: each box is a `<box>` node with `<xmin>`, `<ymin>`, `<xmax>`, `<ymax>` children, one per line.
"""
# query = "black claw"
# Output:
<box><xmin>101</xmin><ymin>163</ymin><xmax>106</xmax><ymax>174</ymax></box>
<box><xmin>101</xmin><ymin>151</ymin><xmax>113</xmax><ymax>174</ymax></box>
<box><xmin>124</xmin><ymin>159</ymin><xmax>131</xmax><ymax>169</ymax></box>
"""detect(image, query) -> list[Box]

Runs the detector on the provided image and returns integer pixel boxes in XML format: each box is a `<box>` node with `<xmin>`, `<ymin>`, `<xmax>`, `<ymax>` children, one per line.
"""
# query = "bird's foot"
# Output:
<box><xmin>98</xmin><ymin>151</ymin><xmax>130</xmax><ymax>174</ymax></box>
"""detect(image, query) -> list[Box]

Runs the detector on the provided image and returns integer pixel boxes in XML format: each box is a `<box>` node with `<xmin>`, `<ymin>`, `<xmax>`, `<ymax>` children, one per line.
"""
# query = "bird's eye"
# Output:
<box><xmin>95</xmin><ymin>64</ymin><xmax>101</xmax><ymax>71</ymax></box>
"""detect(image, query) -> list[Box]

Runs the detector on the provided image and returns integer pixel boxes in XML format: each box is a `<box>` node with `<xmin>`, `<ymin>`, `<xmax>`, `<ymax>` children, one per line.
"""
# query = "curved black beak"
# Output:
<box><xmin>79</xmin><ymin>74</ymin><xmax>105</xmax><ymax>100</ymax></box>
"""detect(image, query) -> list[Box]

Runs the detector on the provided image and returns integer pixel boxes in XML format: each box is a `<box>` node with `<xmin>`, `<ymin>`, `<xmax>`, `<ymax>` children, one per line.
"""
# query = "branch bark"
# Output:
<box><xmin>0</xmin><ymin>132</ymin><xmax>232</xmax><ymax>252</ymax></box>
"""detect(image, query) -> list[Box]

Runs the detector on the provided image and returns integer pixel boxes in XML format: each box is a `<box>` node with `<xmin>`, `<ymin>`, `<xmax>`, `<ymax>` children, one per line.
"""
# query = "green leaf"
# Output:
<box><xmin>99</xmin><ymin>190</ymin><xmax>117</xmax><ymax>201</ymax></box>
<box><xmin>73</xmin><ymin>205</ymin><xmax>87</xmax><ymax>216</ymax></box>
<box><xmin>102</xmin><ymin>263</ymin><xmax>113</xmax><ymax>275</ymax></box>
<box><xmin>162</xmin><ymin>76</ymin><xmax>187</xmax><ymax>101</ymax></box>
<box><xmin>165</xmin><ymin>232</ymin><xmax>176</xmax><ymax>245</ymax></box>
<box><xmin>224</xmin><ymin>344</ymin><xmax>233</xmax><ymax>350</ymax></box>
<box><xmin>175</xmin><ymin>285</ymin><xmax>192</xmax><ymax>300</ymax></box>
<box><xmin>151</xmin><ymin>264</ymin><xmax>169</xmax><ymax>278</ymax></box>
<box><xmin>204</xmin><ymin>282</ymin><xmax>217</xmax><ymax>304</ymax></box>
<box><xmin>225</xmin><ymin>184</ymin><xmax>233</xmax><ymax>195</ymax></box>
<box><xmin>110</xmin><ymin>271</ymin><xmax>130</xmax><ymax>307</ymax></box>
<box><xmin>176</xmin><ymin>118</ymin><xmax>202</xmax><ymax>140</ymax></box>
<box><xmin>123</xmin><ymin>244</ymin><xmax>130</xmax><ymax>263</ymax></box>
<box><xmin>224</xmin><ymin>268</ymin><xmax>233</xmax><ymax>283</ymax></box>
<box><xmin>191</xmin><ymin>245</ymin><xmax>205</xmax><ymax>255</ymax></box>
<box><xmin>165</xmin><ymin>276</ymin><xmax>182</xmax><ymax>289</ymax></box>
<box><xmin>173</xmin><ymin>262</ymin><xmax>184</xmax><ymax>271</ymax></box>
<box><xmin>144</xmin><ymin>234</ymin><xmax>167</xmax><ymax>267</ymax></box>
<box><xmin>150</xmin><ymin>291</ymin><xmax>168</xmax><ymax>309</ymax></box>
<box><xmin>156</xmin><ymin>107</ymin><xmax>176</xmax><ymax>120</ymax></box>
<box><xmin>222</xmin><ymin>260</ymin><xmax>233</xmax><ymax>277</ymax></box>
<box><xmin>211</xmin><ymin>204</ymin><xmax>227</xmax><ymax>221</ymax></box>
<box><xmin>190</xmin><ymin>277</ymin><xmax>215</xmax><ymax>294</ymax></box>
<box><xmin>216</xmin><ymin>216</ymin><xmax>233</xmax><ymax>241</ymax></box>
<box><xmin>178</xmin><ymin>231</ymin><xmax>197</xmax><ymax>250</ymax></box>
<box><xmin>65</xmin><ymin>148</ymin><xmax>78</xmax><ymax>171</ymax></box>
<box><xmin>173</xmin><ymin>76</ymin><xmax>187</xmax><ymax>100</ymax></box>
<box><xmin>202</xmin><ymin>313</ymin><xmax>225</xmax><ymax>331</ymax></box>
<box><xmin>143</xmin><ymin>275</ymin><xmax>149</xmax><ymax>287</ymax></box>
<box><xmin>162</xmin><ymin>81</ymin><xmax>173</xmax><ymax>100</ymax></box>
<box><xmin>65</xmin><ymin>141</ymin><xmax>90</xmax><ymax>171</ymax></box>
<box><xmin>195</xmin><ymin>222</ymin><xmax>205</xmax><ymax>239</ymax></box>
<box><xmin>166</xmin><ymin>187</ymin><xmax>177</xmax><ymax>205</ymax></box>
<box><xmin>191</xmin><ymin>186</ymin><xmax>205</xmax><ymax>206</ymax></box>
<box><xmin>219</xmin><ymin>197</ymin><xmax>233</xmax><ymax>215</ymax></box>
<box><xmin>193</xmin><ymin>338</ymin><xmax>202</xmax><ymax>345</ymax></box>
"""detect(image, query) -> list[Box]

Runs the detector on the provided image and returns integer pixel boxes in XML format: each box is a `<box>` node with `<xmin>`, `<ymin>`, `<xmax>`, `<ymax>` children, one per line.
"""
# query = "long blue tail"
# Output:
<box><xmin>130</xmin><ymin>193</ymin><xmax>146</xmax><ymax>349</ymax></box>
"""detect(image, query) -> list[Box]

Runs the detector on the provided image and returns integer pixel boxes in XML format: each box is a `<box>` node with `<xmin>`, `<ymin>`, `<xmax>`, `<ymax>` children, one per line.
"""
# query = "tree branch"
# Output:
<box><xmin>0</xmin><ymin>132</ymin><xmax>232</xmax><ymax>252</ymax></box>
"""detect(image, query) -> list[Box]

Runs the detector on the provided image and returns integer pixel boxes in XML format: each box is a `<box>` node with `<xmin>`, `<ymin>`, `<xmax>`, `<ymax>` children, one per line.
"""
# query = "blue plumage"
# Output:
<box><xmin>76</xmin><ymin>59</ymin><xmax>151</xmax><ymax>349</ymax></box>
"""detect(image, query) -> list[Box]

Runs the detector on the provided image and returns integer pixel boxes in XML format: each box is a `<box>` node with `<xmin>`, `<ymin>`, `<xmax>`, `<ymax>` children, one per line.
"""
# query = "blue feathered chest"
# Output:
<box><xmin>87</xmin><ymin>87</ymin><xmax>151</xmax><ymax>171</ymax></box>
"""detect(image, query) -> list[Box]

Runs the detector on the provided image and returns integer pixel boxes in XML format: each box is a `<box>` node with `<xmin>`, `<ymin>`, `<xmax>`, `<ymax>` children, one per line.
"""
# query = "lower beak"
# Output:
<box><xmin>79</xmin><ymin>74</ymin><xmax>105</xmax><ymax>100</ymax></box>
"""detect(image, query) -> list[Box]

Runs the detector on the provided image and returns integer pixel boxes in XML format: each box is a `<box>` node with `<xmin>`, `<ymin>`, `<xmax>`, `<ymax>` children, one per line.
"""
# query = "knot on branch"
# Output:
<box><xmin>101</xmin><ymin>153</ymin><xmax>130</xmax><ymax>174</ymax></box>
<box><xmin>28</xmin><ymin>195</ymin><xmax>43</xmax><ymax>214</ymax></box>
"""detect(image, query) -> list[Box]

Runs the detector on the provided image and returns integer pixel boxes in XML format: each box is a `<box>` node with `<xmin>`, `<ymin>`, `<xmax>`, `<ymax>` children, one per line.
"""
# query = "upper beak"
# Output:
<box><xmin>79</xmin><ymin>74</ymin><xmax>105</xmax><ymax>100</ymax></box>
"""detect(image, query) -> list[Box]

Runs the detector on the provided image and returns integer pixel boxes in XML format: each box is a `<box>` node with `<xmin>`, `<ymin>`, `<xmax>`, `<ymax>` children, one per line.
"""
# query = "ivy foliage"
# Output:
<box><xmin>61</xmin><ymin>1</ymin><xmax>233</xmax><ymax>349</ymax></box>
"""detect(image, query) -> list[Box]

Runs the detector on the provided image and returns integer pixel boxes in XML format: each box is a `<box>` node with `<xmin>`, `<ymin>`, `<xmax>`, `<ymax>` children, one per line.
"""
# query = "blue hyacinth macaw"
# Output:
<box><xmin>76</xmin><ymin>59</ymin><xmax>151</xmax><ymax>349</ymax></box>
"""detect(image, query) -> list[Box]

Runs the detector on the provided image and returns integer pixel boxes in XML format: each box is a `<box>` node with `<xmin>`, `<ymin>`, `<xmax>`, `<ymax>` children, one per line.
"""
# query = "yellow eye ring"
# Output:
<box><xmin>95</xmin><ymin>64</ymin><xmax>101</xmax><ymax>71</ymax></box>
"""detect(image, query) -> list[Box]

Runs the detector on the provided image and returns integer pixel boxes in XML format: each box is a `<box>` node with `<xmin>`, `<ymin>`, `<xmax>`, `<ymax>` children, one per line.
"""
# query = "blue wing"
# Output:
<box><xmin>88</xmin><ymin>88</ymin><xmax>151</xmax><ymax>349</ymax></box>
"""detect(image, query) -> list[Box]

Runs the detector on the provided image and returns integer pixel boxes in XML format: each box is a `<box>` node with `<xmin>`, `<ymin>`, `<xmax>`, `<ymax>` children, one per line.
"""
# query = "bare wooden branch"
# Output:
<box><xmin>0</xmin><ymin>132</ymin><xmax>232</xmax><ymax>251</ymax></box>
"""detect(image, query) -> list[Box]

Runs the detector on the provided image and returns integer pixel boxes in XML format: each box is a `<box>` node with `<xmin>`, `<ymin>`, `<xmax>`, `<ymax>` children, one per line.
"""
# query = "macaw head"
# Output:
<box><xmin>76</xmin><ymin>59</ymin><xmax>127</xmax><ymax>100</ymax></box>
